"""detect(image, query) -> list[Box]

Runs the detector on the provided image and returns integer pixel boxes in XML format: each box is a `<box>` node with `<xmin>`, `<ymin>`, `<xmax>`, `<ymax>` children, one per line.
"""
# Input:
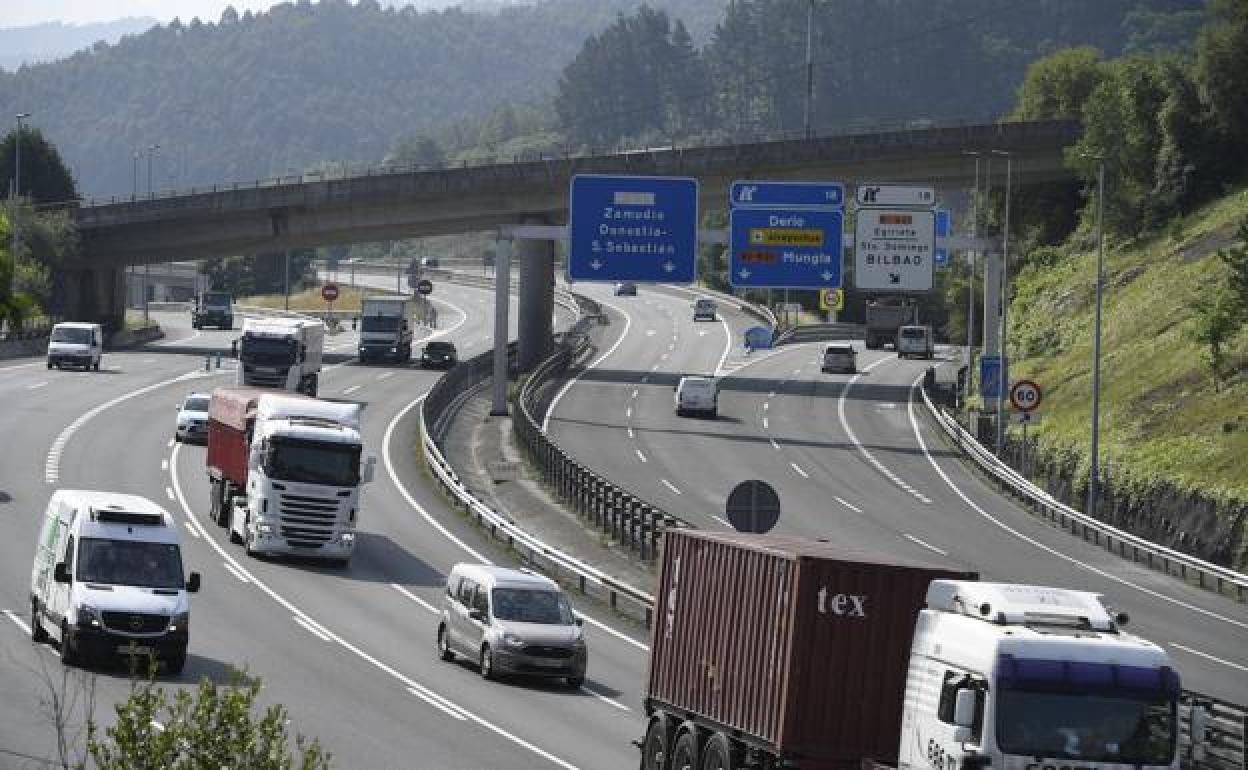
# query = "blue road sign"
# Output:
<box><xmin>731</xmin><ymin>180</ymin><xmax>844</xmax><ymax>209</ymax></box>
<box><xmin>729</xmin><ymin>208</ymin><xmax>843</xmax><ymax>289</ymax></box>
<box><xmin>935</xmin><ymin>208</ymin><xmax>951</xmax><ymax>237</ymax></box>
<box><xmin>980</xmin><ymin>355</ymin><xmax>1006</xmax><ymax>400</ymax></box>
<box><xmin>568</xmin><ymin>174</ymin><xmax>699</xmax><ymax>282</ymax></box>
<box><xmin>744</xmin><ymin>326</ymin><xmax>774</xmax><ymax>350</ymax></box>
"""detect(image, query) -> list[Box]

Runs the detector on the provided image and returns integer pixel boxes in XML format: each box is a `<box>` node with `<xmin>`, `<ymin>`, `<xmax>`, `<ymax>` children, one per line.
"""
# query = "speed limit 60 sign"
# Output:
<box><xmin>1009</xmin><ymin>379</ymin><xmax>1042</xmax><ymax>412</ymax></box>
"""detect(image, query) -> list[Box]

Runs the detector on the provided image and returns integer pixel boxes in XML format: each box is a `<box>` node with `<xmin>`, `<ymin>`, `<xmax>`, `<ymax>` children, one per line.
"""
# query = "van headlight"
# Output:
<box><xmin>168</xmin><ymin>612</ymin><xmax>190</xmax><ymax>632</ymax></box>
<box><xmin>76</xmin><ymin>605</ymin><xmax>102</xmax><ymax>628</ymax></box>
<box><xmin>340</xmin><ymin>532</ymin><xmax>355</xmax><ymax>544</ymax></box>
<box><xmin>501</xmin><ymin>631</ymin><xmax>524</xmax><ymax>647</ymax></box>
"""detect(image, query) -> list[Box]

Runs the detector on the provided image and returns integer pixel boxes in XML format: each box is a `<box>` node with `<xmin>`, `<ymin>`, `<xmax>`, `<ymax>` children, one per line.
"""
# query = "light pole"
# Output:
<box><xmin>10</xmin><ymin>113</ymin><xmax>30</xmax><ymax>326</ymax></box>
<box><xmin>143</xmin><ymin>144</ymin><xmax>159</xmax><ymax>322</ymax></box>
<box><xmin>1083</xmin><ymin>153</ymin><xmax>1106</xmax><ymax>516</ymax></box>
<box><xmin>992</xmin><ymin>150</ymin><xmax>1012</xmax><ymax>457</ymax></box>
<box><xmin>283</xmin><ymin>250</ymin><xmax>291</xmax><ymax>311</ymax></box>
<box><xmin>962</xmin><ymin>151</ymin><xmax>981</xmax><ymax>374</ymax></box>
<box><xmin>803</xmin><ymin>0</ymin><xmax>816</xmax><ymax>139</ymax></box>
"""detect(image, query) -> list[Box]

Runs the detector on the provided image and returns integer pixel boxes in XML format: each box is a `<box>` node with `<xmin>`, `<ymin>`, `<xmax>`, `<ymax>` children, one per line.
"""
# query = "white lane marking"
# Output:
<box><xmin>2</xmin><ymin>609</ymin><xmax>32</xmax><ymax>635</ymax></box>
<box><xmin>407</xmin><ymin>686</ymin><xmax>470</xmax><ymax>721</ymax></box>
<box><xmin>161</xmin><ymin>459</ymin><xmax>168</xmax><ymax>471</ymax></box>
<box><xmin>167</xmin><ymin>438</ymin><xmax>175</xmax><ymax>448</ymax></box>
<box><xmin>143</xmin><ymin>358</ymin><xmax>156</xmax><ymax>364</ymax></box>
<box><xmin>659</xmin><ymin>353</ymin><xmax>668</xmax><ymax>361</ymax></box>
<box><xmin>631</xmin><ymin>389</ymin><xmax>638</xmax><ymax>399</ymax></box>
<box><xmin>0</xmin><ymin>361</ymin><xmax>43</xmax><ymax>374</ymax></box>
<box><xmin>45</xmin><ymin>369</ymin><xmax>202</xmax><ymax>483</ymax></box>
<box><xmin>294</xmin><ymin>615</ymin><xmax>333</xmax><ymax>642</ymax></box>
<box><xmin>1169</xmin><ymin>643</ymin><xmax>1248</xmax><ymax>673</ymax></box>
<box><xmin>342</xmin><ymin>384</ymin><xmax>361</xmax><ymax>395</ymax></box>
<box><xmin>698</xmin><ymin>330</ymin><xmax>708</xmax><ymax>337</ymax></box>
<box><xmin>543</xmin><ymin>297</ymin><xmax>632</xmax><ymax>432</ymax></box>
<box><xmin>837</xmin><ymin>356</ymin><xmax>930</xmax><ymax>503</ymax></box>
<box><xmin>171</xmin><ymin>443</ymin><xmax>582</xmax><ymax>768</ymax></box>
<box><xmin>646</xmin><ymin>329</ymin><xmax>656</xmax><ymax>336</ymax></box>
<box><xmin>661</xmin><ymin>479</ymin><xmax>682</xmax><ymax>495</ymax></box>
<box><xmin>377</xmin><ymin>371</ymin><xmax>394</xmax><ymax>380</ymax></box>
<box><xmin>580</xmin><ymin>684</ymin><xmax>630</xmax><ymax>712</ymax></box>
<box><xmin>165</xmin><ymin>486</ymin><xmax>175</xmax><ymax>502</ymax></box>
<box><xmin>792</xmin><ymin>368</ymin><xmax>802</xmax><ymax>375</ymax></box>
<box><xmin>904</xmin><ymin>534</ymin><xmax>948</xmax><ymax>556</ymax></box>
<box><xmin>182</xmin><ymin>521</ymin><xmax>201</xmax><ymax>539</ymax></box>
<box><xmin>627</xmin><ymin>427</ymin><xmax>635</xmax><ymax>439</ymax></box>
<box><xmin>667</xmin><ymin>343</ymin><xmax>675</xmax><ymax>352</ymax></box>
<box><xmin>710</xmin><ymin>515</ymin><xmax>730</xmax><ymax>527</ymax></box>
<box><xmin>713</xmin><ymin>317</ymin><xmax>734</xmax><ymax>375</ymax></box>
<box><xmin>836</xmin><ymin>497</ymin><xmax>863</xmax><ymax>514</ymax></box>
<box><xmin>770</xmin><ymin>439</ymin><xmax>781</xmax><ymax>451</ymax></box>
<box><xmin>761</xmin><ymin>417</ymin><xmax>769</xmax><ymax>430</ymax></box>
<box><xmin>904</xmin><ymin>375</ymin><xmax>1248</xmax><ymax>632</ymax></box>
<box><xmin>391</xmin><ymin>583</ymin><xmax>439</xmax><ymax>615</ymax></box>
<box><xmin>762</xmin><ymin>402</ymin><xmax>769</xmax><ymax>411</ymax></box>
<box><xmin>222</xmin><ymin>561</ymin><xmax>251</xmax><ymax>583</ymax></box>
<box><xmin>625</xmin><ymin>407</ymin><xmax>632</xmax><ymax>419</ymax></box>
<box><xmin>790</xmin><ymin>462</ymin><xmax>809</xmax><ymax>479</ymax></box>
<box><xmin>635</xmin><ymin>449</ymin><xmax>647</xmax><ymax>463</ymax></box>
<box><xmin>26</xmin><ymin>381</ymin><xmax>49</xmax><ymax>390</ymax></box>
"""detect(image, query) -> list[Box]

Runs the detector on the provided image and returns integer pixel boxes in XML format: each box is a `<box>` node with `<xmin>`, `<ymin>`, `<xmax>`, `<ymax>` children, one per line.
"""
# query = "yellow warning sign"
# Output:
<box><xmin>748</xmin><ymin>228</ymin><xmax>824</xmax><ymax>247</ymax></box>
<box><xmin>819</xmin><ymin>288</ymin><xmax>844</xmax><ymax>312</ymax></box>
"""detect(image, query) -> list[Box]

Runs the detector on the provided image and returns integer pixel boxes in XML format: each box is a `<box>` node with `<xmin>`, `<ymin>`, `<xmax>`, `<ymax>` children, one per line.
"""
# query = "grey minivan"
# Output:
<box><xmin>437</xmin><ymin>564</ymin><xmax>587</xmax><ymax>688</ymax></box>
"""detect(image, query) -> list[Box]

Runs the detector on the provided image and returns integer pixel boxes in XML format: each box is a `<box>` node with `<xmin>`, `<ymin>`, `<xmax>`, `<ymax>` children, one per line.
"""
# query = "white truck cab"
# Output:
<box><xmin>30</xmin><ymin>490</ymin><xmax>201</xmax><ymax>673</ymax></box>
<box><xmin>900</xmin><ymin>581</ymin><xmax>1180</xmax><ymax>770</ymax></box>
<box><xmin>47</xmin><ymin>322</ymin><xmax>104</xmax><ymax>371</ymax></box>
<box><xmin>236</xmin><ymin>317</ymin><xmax>324</xmax><ymax>395</ymax></box>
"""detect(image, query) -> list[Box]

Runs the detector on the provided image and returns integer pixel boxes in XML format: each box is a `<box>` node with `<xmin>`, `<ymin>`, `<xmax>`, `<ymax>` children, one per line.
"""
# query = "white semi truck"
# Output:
<box><xmin>206</xmin><ymin>387</ymin><xmax>374</xmax><ymax>567</ymax></box>
<box><xmin>235</xmin><ymin>317</ymin><xmax>324</xmax><ymax>396</ymax></box>
<box><xmin>357</xmin><ymin>296</ymin><xmax>413</xmax><ymax>364</ymax></box>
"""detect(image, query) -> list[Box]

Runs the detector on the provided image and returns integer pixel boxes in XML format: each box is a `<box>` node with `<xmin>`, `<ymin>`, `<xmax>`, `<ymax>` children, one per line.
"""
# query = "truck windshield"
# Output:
<box><xmin>51</xmin><ymin>327</ymin><xmax>91</xmax><ymax>344</ymax></box>
<box><xmin>267</xmin><ymin>439</ymin><xmax>360</xmax><ymax>486</ymax></box>
<box><xmin>77</xmin><ymin>538</ymin><xmax>185</xmax><ymax>589</ymax></box>
<box><xmin>491</xmin><ymin>588</ymin><xmax>575</xmax><ymax>625</ymax></box>
<box><xmin>242</xmin><ymin>336</ymin><xmax>295</xmax><ymax>364</ymax></box>
<box><xmin>996</xmin><ymin>690</ymin><xmax>1174</xmax><ymax>764</ymax></box>
<box><xmin>203</xmin><ymin>293</ymin><xmax>231</xmax><ymax>307</ymax></box>
<box><xmin>361</xmin><ymin>315</ymin><xmax>401</xmax><ymax>332</ymax></box>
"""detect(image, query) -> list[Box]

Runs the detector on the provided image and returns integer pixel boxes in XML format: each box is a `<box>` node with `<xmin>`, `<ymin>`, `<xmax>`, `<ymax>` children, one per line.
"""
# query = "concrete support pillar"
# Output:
<box><xmin>491</xmin><ymin>237</ymin><xmax>512</xmax><ymax>416</ymax></box>
<box><xmin>517</xmin><ymin>218</ymin><xmax>555</xmax><ymax>373</ymax></box>
<box><xmin>63</xmin><ymin>267</ymin><xmax>127</xmax><ymax>332</ymax></box>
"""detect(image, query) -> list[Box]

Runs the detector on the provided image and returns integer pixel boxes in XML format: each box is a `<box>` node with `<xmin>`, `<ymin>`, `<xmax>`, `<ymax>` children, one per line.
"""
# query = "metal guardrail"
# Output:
<box><xmin>0</xmin><ymin>316</ymin><xmax>60</xmax><ymax>342</ymax></box>
<box><xmin>918</xmin><ymin>379</ymin><xmax>1248</xmax><ymax>601</ymax></box>
<box><xmin>1182</xmin><ymin>693</ymin><xmax>1248</xmax><ymax>770</ymax></box>
<box><xmin>775</xmin><ymin>322</ymin><xmax>866</xmax><ymax>345</ymax></box>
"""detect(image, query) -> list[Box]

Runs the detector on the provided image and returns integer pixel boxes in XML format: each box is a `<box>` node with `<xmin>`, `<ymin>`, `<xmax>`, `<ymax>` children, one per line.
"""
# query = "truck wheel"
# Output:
<box><xmin>671</xmin><ymin>731</ymin><xmax>698</xmax><ymax>770</ymax></box>
<box><xmin>437</xmin><ymin>625</ymin><xmax>455</xmax><ymax>662</ymax></box>
<box><xmin>641</xmin><ymin>714</ymin><xmax>672</xmax><ymax>770</ymax></box>
<box><xmin>60</xmin><ymin>622</ymin><xmax>82</xmax><ymax>667</ymax></box>
<box><xmin>699</xmin><ymin>733</ymin><xmax>738</xmax><ymax>770</ymax></box>
<box><xmin>307</xmin><ymin>375</ymin><xmax>318</xmax><ymax>398</ymax></box>
<box><xmin>31</xmin><ymin>601</ymin><xmax>48</xmax><ymax>643</ymax></box>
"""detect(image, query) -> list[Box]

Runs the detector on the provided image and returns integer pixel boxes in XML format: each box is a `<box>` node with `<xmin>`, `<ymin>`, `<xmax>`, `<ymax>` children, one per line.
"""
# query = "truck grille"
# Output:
<box><xmin>522</xmin><ymin>645</ymin><xmax>574</xmax><ymax>659</ymax></box>
<box><xmin>278</xmin><ymin>492</ymin><xmax>341</xmax><ymax>547</ymax></box>
<box><xmin>102</xmin><ymin>612</ymin><xmax>169</xmax><ymax>634</ymax></box>
<box><xmin>243</xmin><ymin>366</ymin><xmax>288</xmax><ymax>388</ymax></box>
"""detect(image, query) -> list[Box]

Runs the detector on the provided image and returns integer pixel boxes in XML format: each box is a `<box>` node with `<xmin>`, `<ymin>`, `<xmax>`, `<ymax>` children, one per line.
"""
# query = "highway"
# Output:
<box><xmin>0</xmin><ymin>285</ymin><xmax>649</xmax><ymax>769</ymax></box>
<box><xmin>547</xmin><ymin>283</ymin><xmax>1248</xmax><ymax>704</ymax></box>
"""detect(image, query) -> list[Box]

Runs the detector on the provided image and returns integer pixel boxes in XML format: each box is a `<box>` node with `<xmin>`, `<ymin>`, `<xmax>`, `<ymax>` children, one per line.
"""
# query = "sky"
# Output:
<box><xmin>1</xmin><ymin>0</ymin><xmax>478</xmax><ymax>28</ymax></box>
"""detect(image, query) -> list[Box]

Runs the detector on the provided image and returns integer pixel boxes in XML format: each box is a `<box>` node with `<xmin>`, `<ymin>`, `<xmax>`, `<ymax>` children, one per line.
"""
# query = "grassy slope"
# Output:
<box><xmin>241</xmin><ymin>286</ymin><xmax>399</xmax><ymax>313</ymax></box>
<box><xmin>1009</xmin><ymin>188</ymin><xmax>1248</xmax><ymax>503</ymax></box>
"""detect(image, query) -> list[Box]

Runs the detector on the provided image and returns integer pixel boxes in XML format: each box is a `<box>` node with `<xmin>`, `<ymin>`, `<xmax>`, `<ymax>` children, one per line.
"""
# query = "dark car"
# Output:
<box><xmin>614</xmin><ymin>282</ymin><xmax>638</xmax><ymax>296</ymax></box>
<box><xmin>421</xmin><ymin>340</ymin><xmax>458</xmax><ymax>369</ymax></box>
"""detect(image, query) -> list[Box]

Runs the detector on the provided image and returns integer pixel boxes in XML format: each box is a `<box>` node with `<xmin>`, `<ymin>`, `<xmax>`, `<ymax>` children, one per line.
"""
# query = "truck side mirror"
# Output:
<box><xmin>186</xmin><ymin>572</ymin><xmax>201</xmax><ymax>593</ymax></box>
<box><xmin>361</xmin><ymin>457</ymin><xmax>376</xmax><ymax>483</ymax></box>
<box><xmin>469</xmin><ymin>608</ymin><xmax>485</xmax><ymax>622</ymax></box>
<box><xmin>249</xmin><ymin>448</ymin><xmax>264</xmax><ymax>470</ymax></box>
<box><xmin>953</xmin><ymin>688</ymin><xmax>977</xmax><ymax>729</ymax></box>
<box><xmin>54</xmin><ymin>562</ymin><xmax>72</xmax><ymax>584</ymax></box>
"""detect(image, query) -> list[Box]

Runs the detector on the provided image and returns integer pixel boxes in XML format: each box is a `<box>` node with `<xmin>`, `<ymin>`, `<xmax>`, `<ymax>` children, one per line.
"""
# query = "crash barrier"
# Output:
<box><xmin>918</xmin><ymin>379</ymin><xmax>1248</xmax><ymax>603</ymax></box>
<box><xmin>775</xmin><ymin>322</ymin><xmax>866</xmax><ymax>346</ymax></box>
<box><xmin>1181</xmin><ymin>693</ymin><xmax>1247</xmax><ymax>770</ymax></box>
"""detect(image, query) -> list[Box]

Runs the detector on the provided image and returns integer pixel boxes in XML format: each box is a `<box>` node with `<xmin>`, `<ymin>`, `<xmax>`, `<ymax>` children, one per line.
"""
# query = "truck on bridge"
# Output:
<box><xmin>205</xmin><ymin>387</ymin><xmax>374</xmax><ymax>566</ymax></box>
<box><xmin>235</xmin><ymin>317</ymin><xmax>324</xmax><ymax>396</ymax></box>
<box><xmin>640</xmin><ymin>530</ymin><xmax>1181</xmax><ymax>770</ymax></box>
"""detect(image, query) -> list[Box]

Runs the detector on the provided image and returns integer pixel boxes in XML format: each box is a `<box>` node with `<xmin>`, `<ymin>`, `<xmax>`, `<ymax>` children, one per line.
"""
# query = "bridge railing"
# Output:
<box><xmin>67</xmin><ymin>115</ymin><xmax>1077</xmax><ymax>209</ymax></box>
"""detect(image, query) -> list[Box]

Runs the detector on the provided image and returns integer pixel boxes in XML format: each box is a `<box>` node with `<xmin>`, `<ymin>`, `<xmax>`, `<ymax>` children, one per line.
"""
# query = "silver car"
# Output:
<box><xmin>174</xmin><ymin>392</ymin><xmax>211</xmax><ymax>443</ymax></box>
<box><xmin>437</xmin><ymin>564</ymin><xmax>587</xmax><ymax>688</ymax></box>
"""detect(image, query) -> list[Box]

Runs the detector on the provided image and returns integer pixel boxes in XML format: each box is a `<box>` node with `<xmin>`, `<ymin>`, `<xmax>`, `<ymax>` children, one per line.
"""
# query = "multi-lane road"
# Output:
<box><xmin>0</xmin><ymin>276</ymin><xmax>1244</xmax><ymax>769</ymax></box>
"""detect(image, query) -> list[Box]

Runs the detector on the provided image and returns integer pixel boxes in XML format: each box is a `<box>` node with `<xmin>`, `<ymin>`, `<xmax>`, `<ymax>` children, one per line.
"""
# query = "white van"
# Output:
<box><xmin>675</xmin><ymin>375</ymin><xmax>718</xmax><ymax>418</ymax></box>
<box><xmin>437</xmin><ymin>564</ymin><xmax>586</xmax><ymax>688</ymax></box>
<box><xmin>692</xmin><ymin>297</ymin><xmax>717</xmax><ymax>322</ymax></box>
<box><xmin>897</xmin><ymin>324</ymin><xmax>934</xmax><ymax>359</ymax></box>
<box><xmin>30</xmin><ymin>490</ymin><xmax>201</xmax><ymax>673</ymax></box>
<box><xmin>47</xmin><ymin>322</ymin><xmax>104</xmax><ymax>371</ymax></box>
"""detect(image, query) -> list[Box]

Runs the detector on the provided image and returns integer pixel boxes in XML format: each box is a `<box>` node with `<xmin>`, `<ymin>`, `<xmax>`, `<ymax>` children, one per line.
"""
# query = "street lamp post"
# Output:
<box><xmin>803</xmin><ymin>0</ymin><xmax>816</xmax><ymax>139</ymax></box>
<box><xmin>1084</xmin><ymin>154</ymin><xmax>1107</xmax><ymax>516</ymax></box>
<box><xmin>992</xmin><ymin>150</ymin><xmax>1012</xmax><ymax>458</ymax></box>
<box><xmin>143</xmin><ymin>144</ymin><xmax>159</xmax><ymax>322</ymax></box>
<box><xmin>10</xmin><ymin>113</ymin><xmax>30</xmax><ymax>328</ymax></box>
<box><xmin>962</xmin><ymin>151</ymin><xmax>981</xmax><ymax>374</ymax></box>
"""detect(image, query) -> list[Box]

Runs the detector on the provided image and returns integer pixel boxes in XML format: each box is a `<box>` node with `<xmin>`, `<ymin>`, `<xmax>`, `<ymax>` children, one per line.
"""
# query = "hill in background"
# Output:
<box><xmin>0</xmin><ymin>18</ymin><xmax>157</xmax><ymax>72</ymax></box>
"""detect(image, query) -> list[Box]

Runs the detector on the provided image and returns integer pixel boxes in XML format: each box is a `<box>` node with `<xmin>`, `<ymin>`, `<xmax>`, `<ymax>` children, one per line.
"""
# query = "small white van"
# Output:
<box><xmin>897</xmin><ymin>324</ymin><xmax>934</xmax><ymax>360</ymax></box>
<box><xmin>30</xmin><ymin>490</ymin><xmax>201</xmax><ymax>673</ymax></box>
<box><xmin>692</xmin><ymin>297</ymin><xmax>717</xmax><ymax>322</ymax></box>
<box><xmin>675</xmin><ymin>375</ymin><xmax>718</xmax><ymax>418</ymax></box>
<box><xmin>47</xmin><ymin>322</ymin><xmax>104</xmax><ymax>371</ymax></box>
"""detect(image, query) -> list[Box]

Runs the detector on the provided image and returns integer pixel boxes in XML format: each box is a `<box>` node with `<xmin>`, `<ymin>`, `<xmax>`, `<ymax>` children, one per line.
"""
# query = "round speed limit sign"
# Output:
<box><xmin>1009</xmin><ymin>379</ymin><xmax>1042</xmax><ymax>412</ymax></box>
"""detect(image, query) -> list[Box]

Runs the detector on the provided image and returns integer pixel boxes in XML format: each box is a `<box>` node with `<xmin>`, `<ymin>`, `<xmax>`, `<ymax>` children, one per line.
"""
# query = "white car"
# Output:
<box><xmin>675</xmin><ymin>376</ymin><xmax>718</xmax><ymax>418</ymax></box>
<box><xmin>174</xmin><ymin>392</ymin><xmax>211</xmax><ymax>443</ymax></box>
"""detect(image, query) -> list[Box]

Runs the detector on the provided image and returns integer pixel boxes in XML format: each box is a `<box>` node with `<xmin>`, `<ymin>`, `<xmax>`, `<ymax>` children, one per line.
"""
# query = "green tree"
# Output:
<box><xmin>1011</xmin><ymin>46</ymin><xmax>1106</xmax><ymax>120</ymax></box>
<box><xmin>0</xmin><ymin>126</ymin><xmax>77</xmax><ymax>203</ymax></box>
<box><xmin>84</xmin><ymin>669</ymin><xmax>331</xmax><ymax>769</ymax></box>
<box><xmin>1193</xmin><ymin>0</ymin><xmax>1248</xmax><ymax>169</ymax></box>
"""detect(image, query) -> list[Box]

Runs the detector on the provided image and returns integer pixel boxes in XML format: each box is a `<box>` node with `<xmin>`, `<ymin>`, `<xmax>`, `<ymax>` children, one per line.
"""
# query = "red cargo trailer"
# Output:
<box><xmin>642</xmin><ymin>530</ymin><xmax>976</xmax><ymax>770</ymax></box>
<box><xmin>205</xmin><ymin>386</ymin><xmax>277</xmax><ymax>527</ymax></box>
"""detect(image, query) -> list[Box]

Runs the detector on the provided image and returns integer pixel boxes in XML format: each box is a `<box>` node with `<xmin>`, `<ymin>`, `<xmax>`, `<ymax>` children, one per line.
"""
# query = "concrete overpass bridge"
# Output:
<box><xmin>62</xmin><ymin>118</ymin><xmax>1081</xmax><ymax>363</ymax></box>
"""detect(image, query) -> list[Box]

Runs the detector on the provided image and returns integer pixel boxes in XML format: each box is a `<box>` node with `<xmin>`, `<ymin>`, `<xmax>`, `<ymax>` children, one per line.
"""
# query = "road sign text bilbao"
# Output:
<box><xmin>730</xmin><ymin>208</ymin><xmax>843</xmax><ymax>288</ymax></box>
<box><xmin>854</xmin><ymin>208</ymin><xmax>935</xmax><ymax>292</ymax></box>
<box><xmin>568</xmin><ymin>174</ymin><xmax>698</xmax><ymax>282</ymax></box>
